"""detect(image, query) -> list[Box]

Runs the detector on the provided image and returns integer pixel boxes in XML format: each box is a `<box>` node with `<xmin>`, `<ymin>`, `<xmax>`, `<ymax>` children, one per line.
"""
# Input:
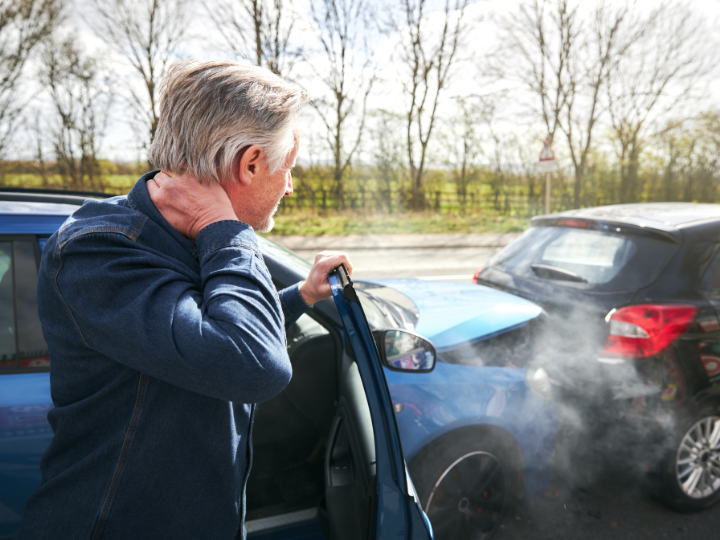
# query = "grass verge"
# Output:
<box><xmin>268</xmin><ymin>212</ymin><xmax>531</xmax><ymax>235</ymax></box>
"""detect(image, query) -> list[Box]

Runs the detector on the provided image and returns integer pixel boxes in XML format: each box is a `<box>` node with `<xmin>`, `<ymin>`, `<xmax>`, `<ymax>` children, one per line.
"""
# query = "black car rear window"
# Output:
<box><xmin>488</xmin><ymin>226</ymin><xmax>679</xmax><ymax>292</ymax></box>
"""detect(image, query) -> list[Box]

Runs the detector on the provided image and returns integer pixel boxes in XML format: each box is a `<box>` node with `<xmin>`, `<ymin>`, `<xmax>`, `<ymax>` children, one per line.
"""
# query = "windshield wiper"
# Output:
<box><xmin>531</xmin><ymin>263</ymin><xmax>587</xmax><ymax>283</ymax></box>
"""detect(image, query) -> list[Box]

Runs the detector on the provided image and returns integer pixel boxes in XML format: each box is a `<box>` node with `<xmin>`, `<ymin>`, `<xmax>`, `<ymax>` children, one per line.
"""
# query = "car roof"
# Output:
<box><xmin>0</xmin><ymin>190</ymin><xmax>114</xmax><ymax>216</ymax></box>
<box><xmin>543</xmin><ymin>203</ymin><xmax>720</xmax><ymax>228</ymax></box>
<box><xmin>531</xmin><ymin>202</ymin><xmax>720</xmax><ymax>243</ymax></box>
<box><xmin>0</xmin><ymin>200</ymin><xmax>79</xmax><ymax>216</ymax></box>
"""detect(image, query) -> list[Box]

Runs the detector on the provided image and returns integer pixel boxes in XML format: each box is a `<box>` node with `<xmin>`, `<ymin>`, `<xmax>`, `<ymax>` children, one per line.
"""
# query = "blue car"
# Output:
<box><xmin>0</xmin><ymin>189</ymin><xmax>556</xmax><ymax>540</ymax></box>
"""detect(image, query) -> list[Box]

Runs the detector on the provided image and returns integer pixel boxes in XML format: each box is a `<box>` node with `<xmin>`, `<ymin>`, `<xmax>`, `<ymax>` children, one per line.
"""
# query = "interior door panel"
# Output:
<box><xmin>325</xmin><ymin>356</ymin><xmax>376</xmax><ymax>540</ymax></box>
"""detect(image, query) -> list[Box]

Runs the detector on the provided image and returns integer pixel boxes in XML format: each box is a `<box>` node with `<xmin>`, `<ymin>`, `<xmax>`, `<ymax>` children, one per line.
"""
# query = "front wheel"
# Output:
<box><xmin>662</xmin><ymin>414</ymin><xmax>720</xmax><ymax>511</ymax></box>
<box><xmin>410</xmin><ymin>434</ymin><xmax>520</xmax><ymax>539</ymax></box>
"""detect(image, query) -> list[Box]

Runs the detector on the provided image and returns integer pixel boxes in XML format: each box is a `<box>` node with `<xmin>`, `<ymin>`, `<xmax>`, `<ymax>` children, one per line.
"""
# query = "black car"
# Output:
<box><xmin>475</xmin><ymin>203</ymin><xmax>720</xmax><ymax>511</ymax></box>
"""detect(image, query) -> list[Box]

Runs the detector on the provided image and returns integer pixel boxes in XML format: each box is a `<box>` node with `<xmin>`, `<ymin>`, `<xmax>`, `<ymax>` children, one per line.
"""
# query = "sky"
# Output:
<box><xmin>17</xmin><ymin>0</ymin><xmax>720</xmax><ymax>170</ymax></box>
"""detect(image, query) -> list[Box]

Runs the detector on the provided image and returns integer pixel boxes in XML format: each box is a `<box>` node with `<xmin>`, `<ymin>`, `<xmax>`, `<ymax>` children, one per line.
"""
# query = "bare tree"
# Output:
<box><xmin>443</xmin><ymin>97</ymin><xmax>485</xmax><ymax>212</ymax></box>
<box><xmin>495</xmin><ymin>0</ymin><xmax>644</xmax><ymax>208</ymax></box>
<box><xmin>309</xmin><ymin>0</ymin><xmax>375</xmax><ymax>209</ymax></box>
<box><xmin>394</xmin><ymin>0</ymin><xmax>469</xmax><ymax>210</ymax></box>
<box><xmin>208</xmin><ymin>0</ymin><xmax>302</xmax><ymax>77</ymax></box>
<box><xmin>560</xmin><ymin>2</ymin><xmax>643</xmax><ymax>208</ymax></box>
<box><xmin>647</xmin><ymin>112</ymin><xmax>720</xmax><ymax>204</ymax></box>
<box><xmin>40</xmin><ymin>36</ymin><xmax>113</xmax><ymax>191</ymax></box>
<box><xmin>88</xmin><ymin>0</ymin><xmax>191</xmax><ymax>154</ymax></box>
<box><xmin>606</xmin><ymin>2</ymin><xmax>717</xmax><ymax>203</ymax></box>
<box><xmin>494</xmin><ymin>0</ymin><xmax>575</xmax><ymax>142</ymax></box>
<box><xmin>368</xmin><ymin>109</ymin><xmax>406</xmax><ymax>212</ymax></box>
<box><xmin>0</xmin><ymin>0</ymin><xmax>63</xmax><ymax>160</ymax></box>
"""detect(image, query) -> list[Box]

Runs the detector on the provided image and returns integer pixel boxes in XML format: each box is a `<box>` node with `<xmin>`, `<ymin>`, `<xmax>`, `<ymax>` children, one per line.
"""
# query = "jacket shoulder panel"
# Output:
<box><xmin>57</xmin><ymin>198</ymin><xmax>147</xmax><ymax>249</ymax></box>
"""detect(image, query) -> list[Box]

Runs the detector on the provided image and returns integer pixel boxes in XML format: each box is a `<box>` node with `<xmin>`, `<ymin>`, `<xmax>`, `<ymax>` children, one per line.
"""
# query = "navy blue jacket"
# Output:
<box><xmin>20</xmin><ymin>172</ymin><xmax>310</xmax><ymax>540</ymax></box>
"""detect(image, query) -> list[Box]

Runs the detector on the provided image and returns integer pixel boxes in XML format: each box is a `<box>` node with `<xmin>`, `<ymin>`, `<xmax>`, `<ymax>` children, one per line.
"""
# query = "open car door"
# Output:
<box><xmin>325</xmin><ymin>265</ymin><xmax>433</xmax><ymax>540</ymax></box>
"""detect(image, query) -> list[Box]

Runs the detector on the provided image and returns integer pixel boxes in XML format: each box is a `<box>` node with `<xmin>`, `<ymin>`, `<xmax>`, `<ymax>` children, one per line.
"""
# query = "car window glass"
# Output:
<box><xmin>492</xmin><ymin>226</ymin><xmax>676</xmax><ymax>292</ymax></box>
<box><xmin>539</xmin><ymin>229</ymin><xmax>635</xmax><ymax>283</ymax></box>
<box><xmin>37</xmin><ymin>237</ymin><xmax>49</xmax><ymax>253</ymax></box>
<box><xmin>14</xmin><ymin>241</ymin><xmax>49</xmax><ymax>369</ymax></box>
<box><xmin>0</xmin><ymin>241</ymin><xmax>15</xmax><ymax>367</ymax></box>
<box><xmin>486</xmin><ymin>227</ymin><xmax>538</xmax><ymax>267</ymax></box>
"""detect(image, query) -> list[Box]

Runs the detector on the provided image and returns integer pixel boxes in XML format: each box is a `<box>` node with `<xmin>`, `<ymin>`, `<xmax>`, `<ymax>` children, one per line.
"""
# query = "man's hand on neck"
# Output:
<box><xmin>147</xmin><ymin>171</ymin><xmax>239</xmax><ymax>240</ymax></box>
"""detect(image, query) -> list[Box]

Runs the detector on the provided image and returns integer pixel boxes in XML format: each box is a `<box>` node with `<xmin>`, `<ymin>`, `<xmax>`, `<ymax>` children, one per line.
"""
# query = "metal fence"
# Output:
<box><xmin>276</xmin><ymin>186</ymin><xmax>594</xmax><ymax>216</ymax></box>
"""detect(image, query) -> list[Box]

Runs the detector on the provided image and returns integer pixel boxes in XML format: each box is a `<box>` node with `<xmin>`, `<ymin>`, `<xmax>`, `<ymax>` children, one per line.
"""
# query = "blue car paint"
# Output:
<box><xmin>366</xmin><ymin>279</ymin><xmax>543</xmax><ymax>349</ymax></box>
<box><xmin>0</xmin><ymin>375</ymin><xmax>53</xmax><ymax>539</ymax></box>
<box><xmin>385</xmin><ymin>365</ymin><xmax>555</xmax><ymax>495</ymax></box>
<box><xmin>0</xmin><ymin>215</ymin><xmax>68</xmax><ymax>236</ymax></box>
<box><xmin>365</xmin><ymin>279</ymin><xmax>557</xmax><ymax>496</ymax></box>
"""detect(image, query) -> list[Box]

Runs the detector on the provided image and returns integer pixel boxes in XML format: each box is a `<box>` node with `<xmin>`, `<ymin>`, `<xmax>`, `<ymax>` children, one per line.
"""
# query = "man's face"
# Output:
<box><xmin>225</xmin><ymin>128</ymin><xmax>299</xmax><ymax>232</ymax></box>
<box><xmin>255</xmin><ymin>129</ymin><xmax>299</xmax><ymax>233</ymax></box>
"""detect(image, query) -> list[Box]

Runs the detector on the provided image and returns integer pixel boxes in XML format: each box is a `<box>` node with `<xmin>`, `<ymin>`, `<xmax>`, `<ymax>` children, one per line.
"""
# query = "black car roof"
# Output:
<box><xmin>540</xmin><ymin>203</ymin><xmax>720</xmax><ymax>228</ymax></box>
<box><xmin>532</xmin><ymin>203</ymin><xmax>720</xmax><ymax>242</ymax></box>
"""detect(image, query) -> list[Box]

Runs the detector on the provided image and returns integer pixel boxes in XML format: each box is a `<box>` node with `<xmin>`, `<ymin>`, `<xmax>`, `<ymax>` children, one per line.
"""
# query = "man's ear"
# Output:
<box><xmin>236</xmin><ymin>145</ymin><xmax>264</xmax><ymax>186</ymax></box>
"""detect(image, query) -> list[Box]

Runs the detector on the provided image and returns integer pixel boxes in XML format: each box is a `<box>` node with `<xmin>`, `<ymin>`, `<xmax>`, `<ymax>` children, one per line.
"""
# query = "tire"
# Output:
<box><xmin>409</xmin><ymin>430</ymin><xmax>523</xmax><ymax>540</ymax></box>
<box><xmin>661</xmin><ymin>412</ymin><xmax>720</xmax><ymax>511</ymax></box>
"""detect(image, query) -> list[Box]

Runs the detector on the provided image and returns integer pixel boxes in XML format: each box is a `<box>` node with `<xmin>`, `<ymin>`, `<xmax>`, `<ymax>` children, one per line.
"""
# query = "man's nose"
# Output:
<box><xmin>285</xmin><ymin>174</ymin><xmax>293</xmax><ymax>196</ymax></box>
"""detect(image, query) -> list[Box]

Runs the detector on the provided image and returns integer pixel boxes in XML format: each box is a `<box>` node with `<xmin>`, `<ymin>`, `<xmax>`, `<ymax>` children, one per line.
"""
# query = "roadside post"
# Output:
<box><xmin>536</xmin><ymin>136</ymin><xmax>558</xmax><ymax>214</ymax></box>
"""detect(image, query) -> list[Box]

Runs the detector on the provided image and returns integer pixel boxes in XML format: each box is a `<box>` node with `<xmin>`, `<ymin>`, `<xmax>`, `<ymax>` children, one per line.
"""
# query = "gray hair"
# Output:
<box><xmin>149</xmin><ymin>59</ymin><xmax>309</xmax><ymax>184</ymax></box>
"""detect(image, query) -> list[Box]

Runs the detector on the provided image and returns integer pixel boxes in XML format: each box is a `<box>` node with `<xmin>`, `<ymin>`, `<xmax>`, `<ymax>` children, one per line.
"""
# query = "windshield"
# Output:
<box><xmin>354</xmin><ymin>282</ymin><xmax>419</xmax><ymax>331</ymax></box>
<box><xmin>256</xmin><ymin>235</ymin><xmax>312</xmax><ymax>277</ymax></box>
<box><xmin>488</xmin><ymin>225</ymin><xmax>679</xmax><ymax>292</ymax></box>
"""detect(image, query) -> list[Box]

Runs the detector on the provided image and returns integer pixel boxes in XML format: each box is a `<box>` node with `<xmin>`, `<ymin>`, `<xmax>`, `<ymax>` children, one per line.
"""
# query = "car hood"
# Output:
<box><xmin>362</xmin><ymin>279</ymin><xmax>543</xmax><ymax>351</ymax></box>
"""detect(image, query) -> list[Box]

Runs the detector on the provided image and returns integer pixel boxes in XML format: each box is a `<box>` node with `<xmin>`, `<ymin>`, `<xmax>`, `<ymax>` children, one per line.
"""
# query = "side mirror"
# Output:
<box><xmin>373</xmin><ymin>329</ymin><xmax>436</xmax><ymax>373</ymax></box>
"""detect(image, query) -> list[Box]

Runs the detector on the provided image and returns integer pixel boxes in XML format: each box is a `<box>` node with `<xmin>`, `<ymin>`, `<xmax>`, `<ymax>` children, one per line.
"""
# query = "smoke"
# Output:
<box><xmin>525</xmin><ymin>306</ymin><xmax>678</xmax><ymax>496</ymax></box>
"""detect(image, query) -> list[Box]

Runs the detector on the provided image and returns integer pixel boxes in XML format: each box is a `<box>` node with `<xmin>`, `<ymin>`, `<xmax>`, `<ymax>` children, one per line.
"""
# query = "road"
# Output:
<box><xmin>271</xmin><ymin>232</ymin><xmax>521</xmax><ymax>281</ymax></box>
<box><xmin>272</xmin><ymin>232</ymin><xmax>720</xmax><ymax>539</ymax></box>
<box><xmin>497</xmin><ymin>438</ymin><xmax>720</xmax><ymax>540</ymax></box>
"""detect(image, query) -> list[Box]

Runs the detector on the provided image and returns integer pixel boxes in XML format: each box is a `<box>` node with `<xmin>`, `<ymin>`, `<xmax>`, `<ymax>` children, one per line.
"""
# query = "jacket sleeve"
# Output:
<box><xmin>278</xmin><ymin>283</ymin><xmax>312</xmax><ymax>331</ymax></box>
<box><xmin>49</xmin><ymin>220</ymin><xmax>292</xmax><ymax>403</ymax></box>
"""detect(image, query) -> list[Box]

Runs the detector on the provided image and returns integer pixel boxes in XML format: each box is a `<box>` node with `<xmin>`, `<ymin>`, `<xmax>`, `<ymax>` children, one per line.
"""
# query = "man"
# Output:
<box><xmin>20</xmin><ymin>60</ymin><xmax>352</xmax><ymax>540</ymax></box>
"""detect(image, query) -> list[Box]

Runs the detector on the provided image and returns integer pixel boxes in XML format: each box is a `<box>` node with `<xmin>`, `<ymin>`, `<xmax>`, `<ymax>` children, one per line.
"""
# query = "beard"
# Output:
<box><xmin>255</xmin><ymin>196</ymin><xmax>284</xmax><ymax>233</ymax></box>
<box><xmin>256</xmin><ymin>216</ymin><xmax>275</xmax><ymax>234</ymax></box>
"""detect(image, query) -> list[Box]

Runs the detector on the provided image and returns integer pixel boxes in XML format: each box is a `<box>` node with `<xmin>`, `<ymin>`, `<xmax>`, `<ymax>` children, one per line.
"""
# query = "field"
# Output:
<box><xmin>0</xmin><ymin>174</ymin><xmax>137</xmax><ymax>194</ymax></box>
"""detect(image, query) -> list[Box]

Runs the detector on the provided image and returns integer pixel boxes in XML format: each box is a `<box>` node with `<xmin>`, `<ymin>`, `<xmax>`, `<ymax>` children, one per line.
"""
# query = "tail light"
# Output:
<box><xmin>472</xmin><ymin>267</ymin><xmax>482</xmax><ymax>282</ymax></box>
<box><xmin>602</xmin><ymin>304</ymin><xmax>697</xmax><ymax>358</ymax></box>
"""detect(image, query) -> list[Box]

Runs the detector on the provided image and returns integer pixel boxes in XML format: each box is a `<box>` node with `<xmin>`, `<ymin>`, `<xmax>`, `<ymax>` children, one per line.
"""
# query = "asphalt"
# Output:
<box><xmin>269</xmin><ymin>232</ymin><xmax>522</xmax><ymax>251</ymax></box>
<box><xmin>269</xmin><ymin>233</ymin><xmax>521</xmax><ymax>280</ymax></box>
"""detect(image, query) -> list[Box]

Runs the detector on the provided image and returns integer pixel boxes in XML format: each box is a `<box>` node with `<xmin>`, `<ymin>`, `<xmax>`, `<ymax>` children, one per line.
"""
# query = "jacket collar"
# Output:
<box><xmin>127</xmin><ymin>170</ymin><xmax>199</xmax><ymax>259</ymax></box>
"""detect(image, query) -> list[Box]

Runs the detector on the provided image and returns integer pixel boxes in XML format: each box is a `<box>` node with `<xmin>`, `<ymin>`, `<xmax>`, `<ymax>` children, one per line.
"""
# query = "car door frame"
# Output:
<box><xmin>328</xmin><ymin>265</ymin><xmax>432</xmax><ymax>540</ymax></box>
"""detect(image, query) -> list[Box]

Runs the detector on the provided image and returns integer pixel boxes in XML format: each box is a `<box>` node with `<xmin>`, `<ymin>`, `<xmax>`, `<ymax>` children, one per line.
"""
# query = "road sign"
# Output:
<box><xmin>537</xmin><ymin>136</ymin><xmax>557</xmax><ymax>214</ymax></box>
<box><xmin>536</xmin><ymin>137</ymin><xmax>558</xmax><ymax>173</ymax></box>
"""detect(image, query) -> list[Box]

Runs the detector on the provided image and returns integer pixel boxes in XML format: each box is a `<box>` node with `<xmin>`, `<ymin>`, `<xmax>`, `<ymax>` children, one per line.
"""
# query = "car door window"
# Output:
<box><xmin>0</xmin><ymin>242</ymin><xmax>15</xmax><ymax>366</ymax></box>
<box><xmin>0</xmin><ymin>239</ymin><xmax>49</xmax><ymax>371</ymax></box>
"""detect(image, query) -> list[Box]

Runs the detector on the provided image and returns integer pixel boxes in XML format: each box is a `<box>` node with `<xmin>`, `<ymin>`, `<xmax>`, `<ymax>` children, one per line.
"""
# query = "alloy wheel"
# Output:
<box><xmin>676</xmin><ymin>416</ymin><xmax>720</xmax><ymax>499</ymax></box>
<box><xmin>425</xmin><ymin>451</ymin><xmax>506</xmax><ymax>540</ymax></box>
